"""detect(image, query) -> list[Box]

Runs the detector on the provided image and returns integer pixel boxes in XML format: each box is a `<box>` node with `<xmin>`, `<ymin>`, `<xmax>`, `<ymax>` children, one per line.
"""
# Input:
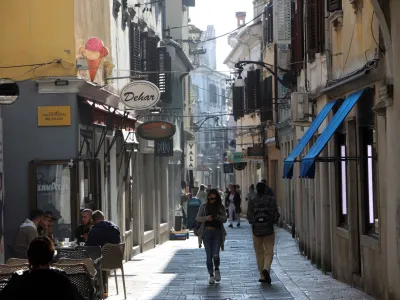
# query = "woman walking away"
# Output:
<box><xmin>247</xmin><ymin>182</ymin><xmax>280</xmax><ymax>284</ymax></box>
<box><xmin>196</xmin><ymin>189</ymin><xmax>227</xmax><ymax>284</ymax></box>
<box><xmin>225</xmin><ymin>184</ymin><xmax>242</xmax><ymax>227</ymax></box>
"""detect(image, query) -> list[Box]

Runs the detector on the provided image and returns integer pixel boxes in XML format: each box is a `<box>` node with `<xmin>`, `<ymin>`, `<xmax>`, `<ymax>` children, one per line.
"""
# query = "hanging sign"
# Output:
<box><xmin>136</xmin><ymin>121</ymin><xmax>175</xmax><ymax>140</ymax></box>
<box><xmin>233</xmin><ymin>162</ymin><xmax>247</xmax><ymax>171</ymax></box>
<box><xmin>227</xmin><ymin>151</ymin><xmax>247</xmax><ymax>163</ymax></box>
<box><xmin>185</xmin><ymin>142</ymin><xmax>197</xmax><ymax>170</ymax></box>
<box><xmin>223</xmin><ymin>163</ymin><xmax>234</xmax><ymax>173</ymax></box>
<box><xmin>155</xmin><ymin>139</ymin><xmax>173</xmax><ymax>157</ymax></box>
<box><xmin>120</xmin><ymin>80</ymin><xmax>161</xmax><ymax>110</ymax></box>
<box><xmin>246</xmin><ymin>145</ymin><xmax>264</xmax><ymax>163</ymax></box>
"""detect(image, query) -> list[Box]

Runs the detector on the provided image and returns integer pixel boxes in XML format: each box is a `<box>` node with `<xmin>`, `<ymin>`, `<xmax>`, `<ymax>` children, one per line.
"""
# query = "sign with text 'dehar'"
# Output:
<box><xmin>185</xmin><ymin>142</ymin><xmax>197</xmax><ymax>170</ymax></box>
<box><xmin>120</xmin><ymin>80</ymin><xmax>161</xmax><ymax>110</ymax></box>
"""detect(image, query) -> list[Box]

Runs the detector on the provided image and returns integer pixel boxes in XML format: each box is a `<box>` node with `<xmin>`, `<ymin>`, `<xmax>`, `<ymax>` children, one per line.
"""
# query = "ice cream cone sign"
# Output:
<box><xmin>79</xmin><ymin>37</ymin><xmax>109</xmax><ymax>82</ymax></box>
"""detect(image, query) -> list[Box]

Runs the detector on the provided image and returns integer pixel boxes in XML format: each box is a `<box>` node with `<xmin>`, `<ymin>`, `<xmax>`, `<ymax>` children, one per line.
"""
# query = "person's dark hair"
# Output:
<box><xmin>256</xmin><ymin>182</ymin><xmax>266</xmax><ymax>196</ymax></box>
<box><xmin>181</xmin><ymin>181</ymin><xmax>187</xmax><ymax>189</ymax></box>
<box><xmin>29</xmin><ymin>209</ymin><xmax>44</xmax><ymax>221</ymax></box>
<box><xmin>207</xmin><ymin>189</ymin><xmax>222</xmax><ymax>207</ymax></box>
<box><xmin>236</xmin><ymin>184</ymin><xmax>240</xmax><ymax>189</ymax></box>
<box><xmin>27</xmin><ymin>237</ymin><xmax>55</xmax><ymax>268</ymax></box>
<box><xmin>250</xmin><ymin>184</ymin><xmax>255</xmax><ymax>190</ymax></box>
<box><xmin>261</xmin><ymin>179</ymin><xmax>267</xmax><ymax>184</ymax></box>
<box><xmin>200</xmin><ymin>184</ymin><xmax>205</xmax><ymax>191</ymax></box>
<box><xmin>92</xmin><ymin>210</ymin><xmax>105</xmax><ymax>223</ymax></box>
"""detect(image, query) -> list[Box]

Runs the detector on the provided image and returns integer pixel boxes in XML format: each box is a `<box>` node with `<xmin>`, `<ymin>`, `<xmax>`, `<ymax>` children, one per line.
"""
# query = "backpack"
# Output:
<box><xmin>251</xmin><ymin>197</ymin><xmax>275</xmax><ymax>237</ymax></box>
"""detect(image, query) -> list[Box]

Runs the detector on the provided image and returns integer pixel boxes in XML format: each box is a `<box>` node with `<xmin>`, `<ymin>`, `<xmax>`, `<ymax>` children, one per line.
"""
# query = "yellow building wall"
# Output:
<box><xmin>331</xmin><ymin>0</ymin><xmax>380</xmax><ymax>79</ymax></box>
<box><xmin>0</xmin><ymin>0</ymin><xmax>76</xmax><ymax>80</ymax></box>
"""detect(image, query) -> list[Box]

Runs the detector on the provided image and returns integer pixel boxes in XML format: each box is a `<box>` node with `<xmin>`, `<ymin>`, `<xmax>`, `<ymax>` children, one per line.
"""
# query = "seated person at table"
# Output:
<box><xmin>75</xmin><ymin>209</ymin><xmax>93</xmax><ymax>243</ymax></box>
<box><xmin>13</xmin><ymin>209</ymin><xmax>44</xmax><ymax>253</ymax></box>
<box><xmin>86</xmin><ymin>210</ymin><xmax>120</xmax><ymax>247</ymax></box>
<box><xmin>0</xmin><ymin>237</ymin><xmax>85</xmax><ymax>300</ymax></box>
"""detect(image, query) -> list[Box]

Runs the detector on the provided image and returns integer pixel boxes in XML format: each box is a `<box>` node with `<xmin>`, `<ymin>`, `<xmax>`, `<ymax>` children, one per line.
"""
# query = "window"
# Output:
<box><xmin>209</xmin><ymin>83</ymin><xmax>217</xmax><ymax>104</ymax></box>
<box><xmin>263</xmin><ymin>4</ymin><xmax>273</xmax><ymax>44</ymax></box>
<box><xmin>291</xmin><ymin>0</ymin><xmax>304</xmax><ymax>74</ymax></box>
<box><xmin>157</xmin><ymin>47</ymin><xmax>172</xmax><ymax>103</ymax></box>
<box><xmin>129</xmin><ymin>23</ymin><xmax>141</xmax><ymax>77</ymax></box>
<box><xmin>260</xmin><ymin>76</ymin><xmax>273</xmax><ymax>122</ymax></box>
<box><xmin>245</xmin><ymin>69</ymin><xmax>261</xmax><ymax>113</ymax></box>
<box><xmin>307</xmin><ymin>0</ymin><xmax>325</xmax><ymax>59</ymax></box>
<box><xmin>358</xmin><ymin>90</ymin><xmax>379</xmax><ymax>235</ymax></box>
<box><xmin>336</xmin><ymin>132</ymin><xmax>348</xmax><ymax>226</ymax></box>
<box><xmin>327</xmin><ymin>0</ymin><xmax>342</xmax><ymax>12</ymax></box>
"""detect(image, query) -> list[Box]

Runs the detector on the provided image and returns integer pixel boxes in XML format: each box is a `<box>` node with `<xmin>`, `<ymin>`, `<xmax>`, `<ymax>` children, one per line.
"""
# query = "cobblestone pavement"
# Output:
<box><xmin>108</xmin><ymin>220</ymin><xmax>375</xmax><ymax>300</ymax></box>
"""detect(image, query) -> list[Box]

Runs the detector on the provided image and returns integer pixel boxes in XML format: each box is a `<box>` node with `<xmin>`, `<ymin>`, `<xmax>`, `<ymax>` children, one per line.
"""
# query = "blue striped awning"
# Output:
<box><xmin>300</xmin><ymin>89</ymin><xmax>366</xmax><ymax>179</ymax></box>
<box><xmin>282</xmin><ymin>100</ymin><xmax>338</xmax><ymax>179</ymax></box>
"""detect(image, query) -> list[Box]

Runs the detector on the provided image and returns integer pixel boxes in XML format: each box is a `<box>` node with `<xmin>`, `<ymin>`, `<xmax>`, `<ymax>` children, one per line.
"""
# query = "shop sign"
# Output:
<box><xmin>227</xmin><ymin>151</ymin><xmax>247</xmax><ymax>163</ymax></box>
<box><xmin>120</xmin><ymin>80</ymin><xmax>161</xmax><ymax>110</ymax></box>
<box><xmin>223</xmin><ymin>163</ymin><xmax>234</xmax><ymax>173</ymax></box>
<box><xmin>185</xmin><ymin>142</ymin><xmax>197</xmax><ymax>170</ymax></box>
<box><xmin>155</xmin><ymin>139</ymin><xmax>173</xmax><ymax>157</ymax></box>
<box><xmin>136</xmin><ymin>121</ymin><xmax>176</xmax><ymax>140</ymax></box>
<box><xmin>233</xmin><ymin>162</ymin><xmax>247</xmax><ymax>171</ymax></box>
<box><xmin>246</xmin><ymin>146</ymin><xmax>264</xmax><ymax>163</ymax></box>
<box><xmin>37</xmin><ymin>106</ymin><xmax>71</xmax><ymax>127</ymax></box>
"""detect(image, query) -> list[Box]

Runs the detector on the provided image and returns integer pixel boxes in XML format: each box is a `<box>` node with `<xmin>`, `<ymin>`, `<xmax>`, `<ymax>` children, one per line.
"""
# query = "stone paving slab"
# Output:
<box><xmin>107</xmin><ymin>220</ymin><xmax>374</xmax><ymax>300</ymax></box>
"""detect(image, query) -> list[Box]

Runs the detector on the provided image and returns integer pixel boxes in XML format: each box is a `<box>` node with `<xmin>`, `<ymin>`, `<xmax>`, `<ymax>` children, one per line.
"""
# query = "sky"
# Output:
<box><xmin>189</xmin><ymin>0</ymin><xmax>254</xmax><ymax>73</ymax></box>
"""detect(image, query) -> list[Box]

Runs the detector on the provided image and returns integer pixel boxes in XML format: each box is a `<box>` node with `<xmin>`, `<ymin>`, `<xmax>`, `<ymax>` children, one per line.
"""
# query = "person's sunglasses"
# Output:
<box><xmin>209</xmin><ymin>197</ymin><xmax>217</xmax><ymax>200</ymax></box>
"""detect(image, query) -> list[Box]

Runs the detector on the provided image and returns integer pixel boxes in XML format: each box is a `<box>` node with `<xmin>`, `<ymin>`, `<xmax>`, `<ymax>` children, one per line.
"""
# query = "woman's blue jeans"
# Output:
<box><xmin>203</xmin><ymin>228</ymin><xmax>222</xmax><ymax>274</ymax></box>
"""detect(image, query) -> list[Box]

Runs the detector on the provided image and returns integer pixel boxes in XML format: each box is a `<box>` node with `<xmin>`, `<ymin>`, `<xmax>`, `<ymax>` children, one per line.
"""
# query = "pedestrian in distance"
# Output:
<box><xmin>247</xmin><ymin>182</ymin><xmax>280</xmax><ymax>284</ymax></box>
<box><xmin>225</xmin><ymin>184</ymin><xmax>242</xmax><ymax>227</ymax></box>
<box><xmin>196</xmin><ymin>189</ymin><xmax>227</xmax><ymax>284</ymax></box>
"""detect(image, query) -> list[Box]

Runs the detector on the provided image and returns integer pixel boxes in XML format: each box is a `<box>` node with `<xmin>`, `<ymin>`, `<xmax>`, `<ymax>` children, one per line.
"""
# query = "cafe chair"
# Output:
<box><xmin>101</xmin><ymin>243</ymin><xmax>126</xmax><ymax>299</ymax></box>
<box><xmin>76</xmin><ymin>246</ymin><xmax>104</xmax><ymax>299</ymax></box>
<box><xmin>6</xmin><ymin>258</ymin><xmax>29</xmax><ymax>266</ymax></box>
<box><xmin>0</xmin><ymin>264</ymin><xmax>29</xmax><ymax>280</ymax></box>
<box><xmin>53</xmin><ymin>263</ymin><xmax>95</xmax><ymax>300</ymax></box>
<box><xmin>57</xmin><ymin>258</ymin><xmax>96</xmax><ymax>278</ymax></box>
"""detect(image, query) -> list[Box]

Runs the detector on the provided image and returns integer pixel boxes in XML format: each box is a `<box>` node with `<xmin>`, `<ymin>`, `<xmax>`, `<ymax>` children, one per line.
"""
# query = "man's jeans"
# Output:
<box><xmin>203</xmin><ymin>228</ymin><xmax>222</xmax><ymax>274</ymax></box>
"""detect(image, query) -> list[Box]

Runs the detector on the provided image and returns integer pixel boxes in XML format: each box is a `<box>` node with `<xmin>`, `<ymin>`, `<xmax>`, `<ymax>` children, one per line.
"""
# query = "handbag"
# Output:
<box><xmin>194</xmin><ymin>205</ymin><xmax>207</xmax><ymax>236</ymax></box>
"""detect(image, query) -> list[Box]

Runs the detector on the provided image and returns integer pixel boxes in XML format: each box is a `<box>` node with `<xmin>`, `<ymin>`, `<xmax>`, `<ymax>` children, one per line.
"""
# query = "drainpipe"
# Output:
<box><xmin>274</xmin><ymin>43</ymin><xmax>280</xmax><ymax>150</ymax></box>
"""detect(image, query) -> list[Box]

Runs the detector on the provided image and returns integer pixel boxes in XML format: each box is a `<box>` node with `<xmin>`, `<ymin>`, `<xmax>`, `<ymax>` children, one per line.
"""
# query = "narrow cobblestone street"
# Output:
<box><xmin>108</xmin><ymin>220</ymin><xmax>374</xmax><ymax>300</ymax></box>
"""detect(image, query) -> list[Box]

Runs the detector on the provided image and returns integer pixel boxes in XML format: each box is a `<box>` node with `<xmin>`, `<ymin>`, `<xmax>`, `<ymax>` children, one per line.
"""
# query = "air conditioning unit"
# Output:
<box><xmin>291</xmin><ymin>92</ymin><xmax>310</xmax><ymax>124</ymax></box>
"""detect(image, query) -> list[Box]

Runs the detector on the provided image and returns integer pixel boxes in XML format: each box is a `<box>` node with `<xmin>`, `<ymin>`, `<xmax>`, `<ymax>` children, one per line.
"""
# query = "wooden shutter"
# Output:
<box><xmin>264</xmin><ymin>4</ymin><xmax>274</xmax><ymax>44</ymax></box>
<box><xmin>277</xmin><ymin>0</ymin><xmax>292</xmax><ymax>42</ymax></box>
<box><xmin>327</xmin><ymin>0</ymin><xmax>342</xmax><ymax>12</ymax></box>
<box><xmin>261</xmin><ymin>77</ymin><xmax>273</xmax><ymax>122</ymax></box>
<box><xmin>140</xmin><ymin>32</ymin><xmax>148</xmax><ymax>71</ymax></box>
<box><xmin>157</xmin><ymin>47</ymin><xmax>171</xmax><ymax>103</ymax></box>
<box><xmin>232</xmin><ymin>84</ymin><xmax>245</xmax><ymax>121</ymax></box>
<box><xmin>129</xmin><ymin>22</ymin><xmax>141</xmax><ymax>78</ymax></box>
<box><xmin>245</xmin><ymin>70</ymin><xmax>261</xmax><ymax>112</ymax></box>
<box><xmin>146</xmin><ymin>36</ymin><xmax>158</xmax><ymax>85</ymax></box>
<box><xmin>307</xmin><ymin>0</ymin><xmax>325</xmax><ymax>59</ymax></box>
<box><xmin>291</xmin><ymin>0</ymin><xmax>304</xmax><ymax>73</ymax></box>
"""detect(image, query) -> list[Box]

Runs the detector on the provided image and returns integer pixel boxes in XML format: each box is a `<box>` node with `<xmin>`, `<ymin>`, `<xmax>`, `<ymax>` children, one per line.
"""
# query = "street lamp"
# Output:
<box><xmin>191</xmin><ymin>116</ymin><xmax>219</xmax><ymax>132</ymax></box>
<box><xmin>234</xmin><ymin>60</ymin><xmax>296</xmax><ymax>89</ymax></box>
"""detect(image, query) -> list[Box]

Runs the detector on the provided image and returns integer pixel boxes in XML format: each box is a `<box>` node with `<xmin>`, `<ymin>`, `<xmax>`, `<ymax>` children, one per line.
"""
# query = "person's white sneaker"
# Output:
<box><xmin>209</xmin><ymin>275</ymin><xmax>215</xmax><ymax>284</ymax></box>
<box><xmin>215</xmin><ymin>269</ymin><xmax>221</xmax><ymax>282</ymax></box>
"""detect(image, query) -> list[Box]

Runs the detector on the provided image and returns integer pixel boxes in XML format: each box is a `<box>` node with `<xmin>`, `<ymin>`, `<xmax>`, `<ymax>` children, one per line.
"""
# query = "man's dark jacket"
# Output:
<box><xmin>86</xmin><ymin>220</ymin><xmax>121</xmax><ymax>247</ymax></box>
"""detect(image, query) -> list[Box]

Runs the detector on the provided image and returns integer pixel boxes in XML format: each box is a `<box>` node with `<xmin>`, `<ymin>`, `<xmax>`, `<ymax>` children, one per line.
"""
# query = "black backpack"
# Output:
<box><xmin>251</xmin><ymin>198</ymin><xmax>274</xmax><ymax>237</ymax></box>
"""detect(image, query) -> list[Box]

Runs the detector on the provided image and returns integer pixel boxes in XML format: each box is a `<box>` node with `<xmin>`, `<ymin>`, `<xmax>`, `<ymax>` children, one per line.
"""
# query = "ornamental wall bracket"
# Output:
<box><xmin>328</xmin><ymin>10</ymin><xmax>344</xmax><ymax>31</ymax></box>
<box><xmin>372</xmin><ymin>83</ymin><xmax>393</xmax><ymax>116</ymax></box>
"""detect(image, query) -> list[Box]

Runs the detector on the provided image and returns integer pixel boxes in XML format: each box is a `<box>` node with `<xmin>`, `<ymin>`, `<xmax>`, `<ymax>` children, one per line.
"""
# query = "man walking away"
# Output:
<box><xmin>247</xmin><ymin>182</ymin><xmax>280</xmax><ymax>284</ymax></box>
<box><xmin>196</xmin><ymin>184</ymin><xmax>207</xmax><ymax>204</ymax></box>
<box><xmin>14</xmin><ymin>209</ymin><xmax>44</xmax><ymax>254</ymax></box>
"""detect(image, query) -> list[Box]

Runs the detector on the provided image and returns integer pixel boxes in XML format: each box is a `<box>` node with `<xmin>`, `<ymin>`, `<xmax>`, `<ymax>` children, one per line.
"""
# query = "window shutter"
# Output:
<box><xmin>157</xmin><ymin>47</ymin><xmax>171</xmax><ymax>103</ymax></box>
<box><xmin>261</xmin><ymin>77</ymin><xmax>273</xmax><ymax>122</ymax></box>
<box><xmin>291</xmin><ymin>0</ymin><xmax>304</xmax><ymax>73</ymax></box>
<box><xmin>129</xmin><ymin>22</ymin><xmax>141</xmax><ymax>78</ymax></box>
<box><xmin>264</xmin><ymin>4</ymin><xmax>274</xmax><ymax>44</ymax></box>
<box><xmin>277</xmin><ymin>0</ymin><xmax>292</xmax><ymax>42</ymax></box>
<box><xmin>146</xmin><ymin>36</ymin><xmax>158</xmax><ymax>85</ymax></box>
<box><xmin>307</xmin><ymin>0</ymin><xmax>325</xmax><ymax>59</ymax></box>
<box><xmin>209</xmin><ymin>84</ymin><xmax>217</xmax><ymax>104</ymax></box>
<box><xmin>140</xmin><ymin>32</ymin><xmax>148</xmax><ymax>71</ymax></box>
<box><xmin>327</xmin><ymin>0</ymin><xmax>342</xmax><ymax>12</ymax></box>
<box><xmin>232</xmin><ymin>84</ymin><xmax>245</xmax><ymax>121</ymax></box>
<box><xmin>245</xmin><ymin>70</ymin><xmax>261</xmax><ymax>112</ymax></box>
